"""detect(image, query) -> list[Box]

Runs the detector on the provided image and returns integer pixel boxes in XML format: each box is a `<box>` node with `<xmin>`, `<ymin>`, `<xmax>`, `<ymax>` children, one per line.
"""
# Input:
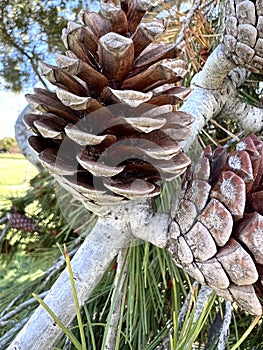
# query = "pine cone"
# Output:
<box><xmin>24</xmin><ymin>0</ymin><xmax>193</xmax><ymax>215</ymax></box>
<box><xmin>168</xmin><ymin>134</ymin><xmax>263</xmax><ymax>315</ymax></box>
<box><xmin>221</xmin><ymin>0</ymin><xmax>263</xmax><ymax>73</ymax></box>
<box><xmin>9</xmin><ymin>212</ymin><xmax>39</xmax><ymax>233</ymax></box>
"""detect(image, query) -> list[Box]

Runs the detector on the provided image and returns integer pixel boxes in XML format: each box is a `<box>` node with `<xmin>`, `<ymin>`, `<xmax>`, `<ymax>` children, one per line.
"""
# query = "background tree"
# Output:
<box><xmin>0</xmin><ymin>0</ymin><xmax>99</xmax><ymax>92</ymax></box>
<box><xmin>0</xmin><ymin>137</ymin><xmax>17</xmax><ymax>152</ymax></box>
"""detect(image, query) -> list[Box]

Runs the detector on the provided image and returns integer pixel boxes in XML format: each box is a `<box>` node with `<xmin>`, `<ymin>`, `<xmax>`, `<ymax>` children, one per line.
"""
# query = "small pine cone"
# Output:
<box><xmin>221</xmin><ymin>0</ymin><xmax>263</xmax><ymax>73</ymax></box>
<box><xmin>9</xmin><ymin>212</ymin><xmax>39</xmax><ymax>233</ymax></box>
<box><xmin>168</xmin><ymin>135</ymin><xmax>263</xmax><ymax>315</ymax></box>
<box><xmin>24</xmin><ymin>0</ymin><xmax>194</xmax><ymax>215</ymax></box>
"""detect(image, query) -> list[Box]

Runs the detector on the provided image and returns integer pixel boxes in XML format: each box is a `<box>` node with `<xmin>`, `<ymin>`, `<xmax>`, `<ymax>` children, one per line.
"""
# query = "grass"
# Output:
<box><xmin>0</xmin><ymin>152</ymin><xmax>42</xmax><ymax>306</ymax></box>
<box><xmin>0</xmin><ymin>153</ymin><xmax>38</xmax><ymax>207</ymax></box>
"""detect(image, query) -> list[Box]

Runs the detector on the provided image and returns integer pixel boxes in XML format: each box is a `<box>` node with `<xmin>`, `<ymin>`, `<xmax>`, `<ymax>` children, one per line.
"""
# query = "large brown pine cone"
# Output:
<box><xmin>168</xmin><ymin>134</ymin><xmax>263</xmax><ymax>315</ymax></box>
<box><xmin>221</xmin><ymin>0</ymin><xmax>263</xmax><ymax>73</ymax></box>
<box><xmin>24</xmin><ymin>0</ymin><xmax>193</xmax><ymax>215</ymax></box>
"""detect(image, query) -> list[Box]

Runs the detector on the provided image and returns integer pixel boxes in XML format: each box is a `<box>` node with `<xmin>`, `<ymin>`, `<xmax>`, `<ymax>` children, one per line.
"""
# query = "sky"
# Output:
<box><xmin>0</xmin><ymin>90</ymin><xmax>28</xmax><ymax>139</ymax></box>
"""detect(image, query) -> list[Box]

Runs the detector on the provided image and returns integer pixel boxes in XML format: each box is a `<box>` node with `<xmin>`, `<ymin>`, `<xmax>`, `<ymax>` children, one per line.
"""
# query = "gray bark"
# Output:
<box><xmin>216</xmin><ymin>302</ymin><xmax>232</xmax><ymax>350</ymax></box>
<box><xmin>104</xmin><ymin>249</ymin><xmax>129</xmax><ymax>350</ymax></box>
<box><xmin>7</xmin><ymin>201</ymin><xmax>168</xmax><ymax>349</ymax></box>
<box><xmin>181</xmin><ymin>45</ymin><xmax>263</xmax><ymax>152</ymax></box>
<box><xmin>8</xmin><ymin>214</ymin><xmax>133</xmax><ymax>349</ymax></box>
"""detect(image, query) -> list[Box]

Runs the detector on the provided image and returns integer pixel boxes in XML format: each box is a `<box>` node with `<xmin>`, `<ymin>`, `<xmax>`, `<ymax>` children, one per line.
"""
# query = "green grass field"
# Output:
<box><xmin>0</xmin><ymin>153</ymin><xmax>38</xmax><ymax>207</ymax></box>
<box><xmin>0</xmin><ymin>153</ymin><xmax>42</xmax><ymax>296</ymax></box>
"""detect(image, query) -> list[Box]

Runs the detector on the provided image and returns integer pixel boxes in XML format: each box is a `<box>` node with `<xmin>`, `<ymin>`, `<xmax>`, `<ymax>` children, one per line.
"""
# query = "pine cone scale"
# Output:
<box><xmin>197</xmin><ymin>258</ymin><xmax>230</xmax><ymax>289</ymax></box>
<box><xmin>56</xmin><ymin>55</ymin><xmax>109</xmax><ymax>94</ymax></box>
<box><xmin>237</xmin><ymin>212</ymin><xmax>263</xmax><ymax>264</ymax></box>
<box><xmin>133</xmin><ymin>43</ymin><xmax>180</xmax><ymax>69</ymax></box>
<box><xmin>185</xmin><ymin>222</ymin><xmax>218</xmax><ymax>262</ymax></box>
<box><xmin>222</xmin><ymin>0</ymin><xmax>263</xmax><ymax>72</ymax></box>
<box><xmin>229</xmin><ymin>285</ymin><xmax>262</xmax><ymax>316</ymax></box>
<box><xmin>216</xmin><ymin>238</ymin><xmax>258</xmax><ymax>285</ymax></box>
<box><xmin>198</xmin><ymin>198</ymin><xmax>233</xmax><ymax>247</ymax></box>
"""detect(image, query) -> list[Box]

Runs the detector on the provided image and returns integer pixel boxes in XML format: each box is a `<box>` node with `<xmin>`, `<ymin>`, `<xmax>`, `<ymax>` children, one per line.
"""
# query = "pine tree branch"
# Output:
<box><xmin>180</xmin><ymin>44</ymin><xmax>263</xmax><ymax>151</ymax></box>
<box><xmin>7</xmin><ymin>201</ymin><xmax>168</xmax><ymax>349</ymax></box>
<box><xmin>104</xmin><ymin>248</ymin><xmax>129</xmax><ymax>350</ymax></box>
<box><xmin>0</xmin><ymin>318</ymin><xmax>29</xmax><ymax>349</ymax></box>
<box><xmin>184</xmin><ymin>286</ymin><xmax>213</xmax><ymax>349</ymax></box>
<box><xmin>7</xmin><ymin>221</ymin><xmax>129</xmax><ymax>348</ymax></box>
<box><xmin>216</xmin><ymin>302</ymin><xmax>232</xmax><ymax>350</ymax></box>
<box><xmin>0</xmin><ymin>221</ymin><xmax>10</xmax><ymax>242</ymax></box>
<box><xmin>178</xmin><ymin>281</ymin><xmax>200</xmax><ymax>325</ymax></box>
<box><xmin>0</xmin><ymin>292</ymin><xmax>48</xmax><ymax>327</ymax></box>
<box><xmin>193</xmin><ymin>285</ymin><xmax>213</xmax><ymax>322</ymax></box>
<box><xmin>0</xmin><ymin>21</ymin><xmax>49</xmax><ymax>90</ymax></box>
<box><xmin>7</xmin><ymin>214</ymin><xmax>132</xmax><ymax>349</ymax></box>
<box><xmin>221</xmin><ymin>94</ymin><xmax>263</xmax><ymax>133</ymax></box>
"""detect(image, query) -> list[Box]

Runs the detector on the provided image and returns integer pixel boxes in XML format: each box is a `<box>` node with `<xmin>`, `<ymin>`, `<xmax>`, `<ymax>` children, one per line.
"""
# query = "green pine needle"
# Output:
<box><xmin>64</xmin><ymin>244</ymin><xmax>87</xmax><ymax>350</ymax></box>
<box><xmin>32</xmin><ymin>293</ymin><xmax>82</xmax><ymax>350</ymax></box>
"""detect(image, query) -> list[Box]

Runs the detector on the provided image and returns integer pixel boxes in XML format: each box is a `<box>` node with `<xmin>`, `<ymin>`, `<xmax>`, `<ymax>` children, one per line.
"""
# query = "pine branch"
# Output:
<box><xmin>178</xmin><ymin>281</ymin><xmax>200</xmax><ymax>325</ymax></box>
<box><xmin>180</xmin><ymin>44</ymin><xmax>263</xmax><ymax>152</ymax></box>
<box><xmin>0</xmin><ymin>318</ymin><xmax>29</xmax><ymax>349</ymax></box>
<box><xmin>0</xmin><ymin>220</ymin><xmax>10</xmax><ymax>242</ymax></box>
<box><xmin>0</xmin><ymin>292</ymin><xmax>48</xmax><ymax>327</ymax></box>
<box><xmin>221</xmin><ymin>93</ymin><xmax>263</xmax><ymax>132</ymax></box>
<box><xmin>7</xmin><ymin>200</ymin><xmax>169</xmax><ymax>349</ymax></box>
<box><xmin>104</xmin><ymin>248</ymin><xmax>129</xmax><ymax>350</ymax></box>
<box><xmin>193</xmin><ymin>285</ymin><xmax>213</xmax><ymax>322</ymax></box>
<box><xmin>174</xmin><ymin>0</ymin><xmax>202</xmax><ymax>46</ymax></box>
<box><xmin>6</xmin><ymin>202</ymin><xmax>141</xmax><ymax>349</ymax></box>
<box><xmin>216</xmin><ymin>302</ymin><xmax>232</xmax><ymax>350</ymax></box>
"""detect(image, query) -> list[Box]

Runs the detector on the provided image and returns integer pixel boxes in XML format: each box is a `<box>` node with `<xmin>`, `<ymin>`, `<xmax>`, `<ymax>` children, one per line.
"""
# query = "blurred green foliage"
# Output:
<box><xmin>0</xmin><ymin>137</ymin><xmax>16</xmax><ymax>152</ymax></box>
<box><xmin>0</xmin><ymin>0</ymin><xmax>98</xmax><ymax>92</ymax></box>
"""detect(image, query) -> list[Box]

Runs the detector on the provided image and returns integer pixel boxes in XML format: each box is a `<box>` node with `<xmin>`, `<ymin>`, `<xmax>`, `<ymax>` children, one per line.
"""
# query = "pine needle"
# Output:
<box><xmin>230</xmin><ymin>316</ymin><xmax>261</xmax><ymax>350</ymax></box>
<box><xmin>64</xmin><ymin>243</ymin><xmax>87</xmax><ymax>350</ymax></box>
<box><xmin>32</xmin><ymin>293</ymin><xmax>82</xmax><ymax>350</ymax></box>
